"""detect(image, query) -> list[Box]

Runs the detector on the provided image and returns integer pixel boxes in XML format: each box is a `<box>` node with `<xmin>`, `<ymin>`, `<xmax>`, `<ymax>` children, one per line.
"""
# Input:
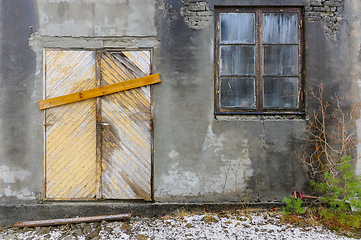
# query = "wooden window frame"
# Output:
<box><xmin>214</xmin><ymin>7</ymin><xmax>305</xmax><ymax>115</ymax></box>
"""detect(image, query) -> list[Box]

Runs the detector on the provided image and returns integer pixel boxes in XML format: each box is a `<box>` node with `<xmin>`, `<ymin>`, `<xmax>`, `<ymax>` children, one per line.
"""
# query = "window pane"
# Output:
<box><xmin>220</xmin><ymin>13</ymin><xmax>255</xmax><ymax>44</ymax></box>
<box><xmin>220</xmin><ymin>45</ymin><xmax>255</xmax><ymax>76</ymax></box>
<box><xmin>263</xmin><ymin>45</ymin><xmax>298</xmax><ymax>76</ymax></box>
<box><xmin>263</xmin><ymin>13</ymin><xmax>298</xmax><ymax>44</ymax></box>
<box><xmin>220</xmin><ymin>78</ymin><xmax>255</xmax><ymax>108</ymax></box>
<box><xmin>263</xmin><ymin>77</ymin><xmax>298</xmax><ymax>108</ymax></box>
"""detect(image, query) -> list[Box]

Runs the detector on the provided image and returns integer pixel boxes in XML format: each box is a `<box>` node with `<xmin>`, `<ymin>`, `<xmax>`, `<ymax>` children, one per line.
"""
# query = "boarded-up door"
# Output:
<box><xmin>44</xmin><ymin>49</ymin><xmax>152</xmax><ymax>201</ymax></box>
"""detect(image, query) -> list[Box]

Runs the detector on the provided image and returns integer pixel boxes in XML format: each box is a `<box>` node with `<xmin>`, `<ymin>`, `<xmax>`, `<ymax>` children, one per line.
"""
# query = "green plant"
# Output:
<box><xmin>282</xmin><ymin>195</ymin><xmax>305</xmax><ymax>215</ymax></box>
<box><xmin>283</xmin><ymin>155</ymin><xmax>361</xmax><ymax>230</ymax></box>
<box><xmin>283</xmin><ymin>81</ymin><xmax>361</xmax><ymax>232</ymax></box>
<box><xmin>312</xmin><ymin>155</ymin><xmax>361</xmax><ymax>212</ymax></box>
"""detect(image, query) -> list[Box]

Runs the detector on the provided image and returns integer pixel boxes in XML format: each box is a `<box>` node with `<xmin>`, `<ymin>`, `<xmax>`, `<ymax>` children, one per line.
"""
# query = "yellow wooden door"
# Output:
<box><xmin>44</xmin><ymin>50</ymin><xmax>152</xmax><ymax>201</ymax></box>
<box><xmin>44</xmin><ymin>50</ymin><xmax>97</xmax><ymax>199</ymax></box>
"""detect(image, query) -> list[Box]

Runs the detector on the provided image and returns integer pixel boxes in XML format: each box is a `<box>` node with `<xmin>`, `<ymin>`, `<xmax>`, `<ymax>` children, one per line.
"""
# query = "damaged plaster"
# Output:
<box><xmin>306</xmin><ymin>0</ymin><xmax>344</xmax><ymax>34</ymax></box>
<box><xmin>180</xmin><ymin>1</ymin><xmax>213</xmax><ymax>29</ymax></box>
<box><xmin>3</xmin><ymin>186</ymin><xmax>35</xmax><ymax>200</ymax></box>
<box><xmin>0</xmin><ymin>166</ymin><xmax>35</xmax><ymax>200</ymax></box>
<box><xmin>158</xmin><ymin>125</ymin><xmax>253</xmax><ymax>199</ymax></box>
<box><xmin>202</xmin><ymin>125</ymin><xmax>225</xmax><ymax>155</ymax></box>
<box><xmin>0</xmin><ymin>165</ymin><xmax>30</xmax><ymax>183</ymax></box>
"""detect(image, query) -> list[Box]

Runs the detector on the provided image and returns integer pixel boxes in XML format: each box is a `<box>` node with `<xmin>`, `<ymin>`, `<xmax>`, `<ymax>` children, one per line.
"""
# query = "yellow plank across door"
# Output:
<box><xmin>44</xmin><ymin>50</ymin><xmax>97</xmax><ymax>199</ymax></box>
<box><xmin>38</xmin><ymin>74</ymin><xmax>161</xmax><ymax>110</ymax></box>
<box><xmin>100</xmin><ymin>51</ymin><xmax>152</xmax><ymax>200</ymax></box>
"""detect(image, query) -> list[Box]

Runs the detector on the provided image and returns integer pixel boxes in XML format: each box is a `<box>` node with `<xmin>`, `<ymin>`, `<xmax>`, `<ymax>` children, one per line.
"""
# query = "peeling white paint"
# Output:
<box><xmin>351</xmin><ymin>0</ymin><xmax>361</xmax><ymax>176</ymax></box>
<box><xmin>159</xmin><ymin>154</ymin><xmax>253</xmax><ymax>197</ymax></box>
<box><xmin>3</xmin><ymin>186</ymin><xmax>35</xmax><ymax>200</ymax></box>
<box><xmin>160</xmin><ymin>170</ymin><xmax>202</xmax><ymax>197</ymax></box>
<box><xmin>356</xmin><ymin>76</ymin><xmax>361</xmax><ymax>176</ymax></box>
<box><xmin>169</xmin><ymin>150</ymin><xmax>179</xmax><ymax>158</ymax></box>
<box><xmin>202</xmin><ymin>124</ymin><xmax>225</xmax><ymax>155</ymax></box>
<box><xmin>356</xmin><ymin>117</ymin><xmax>361</xmax><ymax>175</ymax></box>
<box><xmin>158</xmin><ymin>137</ymin><xmax>253</xmax><ymax>198</ymax></box>
<box><xmin>171</xmin><ymin>162</ymin><xmax>178</xmax><ymax>170</ymax></box>
<box><xmin>214</xmin><ymin>155</ymin><xmax>254</xmax><ymax>194</ymax></box>
<box><xmin>0</xmin><ymin>165</ymin><xmax>31</xmax><ymax>183</ymax></box>
<box><xmin>34</xmin><ymin>52</ymin><xmax>42</xmax><ymax>76</ymax></box>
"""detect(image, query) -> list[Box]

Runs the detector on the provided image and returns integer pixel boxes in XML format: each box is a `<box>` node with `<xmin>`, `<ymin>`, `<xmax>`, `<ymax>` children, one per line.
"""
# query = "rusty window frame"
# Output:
<box><xmin>214</xmin><ymin>7</ymin><xmax>304</xmax><ymax>115</ymax></box>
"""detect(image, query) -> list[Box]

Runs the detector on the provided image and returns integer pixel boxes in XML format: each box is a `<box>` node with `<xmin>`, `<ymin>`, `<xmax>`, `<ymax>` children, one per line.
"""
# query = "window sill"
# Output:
<box><xmin>215</xmin><ymin>111</ymin><xmax>307</xmax><ymax>121</ymax></box>
<box><xmin>215</xmin><ymin>111</ymin><xmax>306</xmax><ymax>115</ymax></box>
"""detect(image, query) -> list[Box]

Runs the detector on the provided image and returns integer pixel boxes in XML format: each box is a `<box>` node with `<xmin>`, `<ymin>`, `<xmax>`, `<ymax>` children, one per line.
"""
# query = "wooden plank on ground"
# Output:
<box><xmin>13</xmin><ymin>213</ymin><xmax>131</xmax><ymax>228</ymax></box>
<box><xmin>38</xmin><ymin>73</ymin><xmax>161</xmax><ymax>110</ymax></box>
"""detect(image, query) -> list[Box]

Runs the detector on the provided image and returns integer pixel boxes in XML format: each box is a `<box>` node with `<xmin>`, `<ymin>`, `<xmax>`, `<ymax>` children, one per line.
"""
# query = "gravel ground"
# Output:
<box><xmin>0</xmin><ymin>211</ymin><xmax>358</xmax><ymax>240</ymax></box>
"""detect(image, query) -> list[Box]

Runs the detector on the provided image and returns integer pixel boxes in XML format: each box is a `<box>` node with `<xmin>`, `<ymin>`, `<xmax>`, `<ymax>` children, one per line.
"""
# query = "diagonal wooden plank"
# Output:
<box><xmin>38</xmin><ymin>74</ymin><xmax>161</xmax><ymax>110</ymax></box>
<box><xmin>101</xmin><ymin>51</ymin><xmax>152</xmax><ymax>200</ymax></box>
<box><xmin>45</xmin><ymin>50</ymin><xmax>97</xmax><ymax>199</ymax></box>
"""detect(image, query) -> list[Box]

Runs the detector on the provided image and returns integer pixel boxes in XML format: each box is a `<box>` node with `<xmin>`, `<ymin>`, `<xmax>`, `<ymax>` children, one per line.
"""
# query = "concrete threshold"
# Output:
<box><xmin>0</xmin><ymin>201</ymin><xmax>284</xmax><ymax>227</ymax></box>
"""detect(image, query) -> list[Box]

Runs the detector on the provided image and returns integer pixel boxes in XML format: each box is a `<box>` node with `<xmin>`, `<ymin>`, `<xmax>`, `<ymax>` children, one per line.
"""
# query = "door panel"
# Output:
<box><xmin>45</xmin><ymin>50</ymin><xmax>97</xmax><ymax>199</ymax></box>
<box><xmin>100</xmin><ymin>51</ymin><xmax>151</xmax><ymax>200</ymax></box>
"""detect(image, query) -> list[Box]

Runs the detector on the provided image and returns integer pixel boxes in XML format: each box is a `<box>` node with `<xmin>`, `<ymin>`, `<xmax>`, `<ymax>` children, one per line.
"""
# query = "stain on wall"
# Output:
<box><xmin>0</xmin><ymin>0</ymin><xmax>360</xmax><ymax>207</ymax></box>
<box><xmin>36</xmin><ymin>0</ymin><xmax>156</xmax><ymax>37</ymax></box>
<box><xmin>0</xmin><ymin>165</ymin><xmax>35</xmax><ymax>200</ymax></box>
<box><xmin>0</xmin><ymin>0</ymin><xmax>41</xmax><ymax>203</ymax></box>
<box><xmin>158</xmin><ymin>125</ymin><xmax>253</xmax><ymax>198</ymax></box>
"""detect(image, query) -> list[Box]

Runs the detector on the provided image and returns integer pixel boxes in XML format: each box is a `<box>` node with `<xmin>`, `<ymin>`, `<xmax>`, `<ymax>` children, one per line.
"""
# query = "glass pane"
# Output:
<box><xmin>263</xmin><ymin>45</ymin><xmax>298</xmax><ymax>76</ymax></box>
<box><xmin>263</xmin><ymin>77</ymin><xmax>298</xmax><ymax>108</ymax></box>
<box><xmin>263</xmin><ymin>13</ymin><xmax>298</xmax><ymax>44</ymax></box>
<box><xmin>220</xmin><ymin>13</ymin><xmax>255</xmax><ymax>44</ymax></box>
<box><xmin>220</xmin><ymin>78</ymin><xmax>255</xmax><ymax>108</ymax></box>
<box><xmin>220</xmin><ymin>45</ymin><xmax>255</xmax><ymax>76</ymax></box>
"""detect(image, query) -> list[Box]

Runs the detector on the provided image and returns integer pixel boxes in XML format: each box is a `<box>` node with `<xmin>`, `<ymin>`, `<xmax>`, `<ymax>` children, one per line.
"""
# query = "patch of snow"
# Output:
<box><xmin>1</xmin><ymin>212</ymin><xmax>356</xmax><ymax>240</ymax></box>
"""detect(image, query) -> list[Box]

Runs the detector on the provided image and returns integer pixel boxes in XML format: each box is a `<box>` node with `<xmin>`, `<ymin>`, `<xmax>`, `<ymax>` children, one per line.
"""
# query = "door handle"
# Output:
<box><xmin>101</xmin><ymin>122</ymin><xmax>109</xmax><ymax>126</ymax></box>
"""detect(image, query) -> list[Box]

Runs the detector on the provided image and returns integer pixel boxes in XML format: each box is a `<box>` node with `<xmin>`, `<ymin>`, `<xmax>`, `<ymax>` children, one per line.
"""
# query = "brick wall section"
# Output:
<box><xmin>180</xmin><ymin>1</ymin><xmax>213</xmax><ymax>29</ymax></box>
<box><xmin>306</xmin><ymin>0</ymin><xmax>344</xmax><ymax>34</ymax></box>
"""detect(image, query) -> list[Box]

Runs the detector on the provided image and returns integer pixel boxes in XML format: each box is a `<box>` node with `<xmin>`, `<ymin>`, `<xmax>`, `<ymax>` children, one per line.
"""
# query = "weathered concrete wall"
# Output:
<box><xmin>0</xmin><ymin>0</ymin><xmax>42</xmax><ymax>203</ymax></box>
<box><xmin>153</xmin><ymin>0</ymin><xmax>308</xmax><ymax>202</ymax></box>
<box><xmin>152</xmin><ymin>0</ymin><xmax>360</xmax><ymax>202</ymax></box>
<box><xmin>0</xmin><ymin>0</ymin><xmax>360</xmax><ymax>208</ymax></box>
<box><xmin>348</xmin><ymin>0</ymin><xmax>361</xmax><ymax>175</ymax></box>
<box><xmin>36</xmin><ymin>0</ymin><xmax>156</xmax><ymax>37</ymax></box>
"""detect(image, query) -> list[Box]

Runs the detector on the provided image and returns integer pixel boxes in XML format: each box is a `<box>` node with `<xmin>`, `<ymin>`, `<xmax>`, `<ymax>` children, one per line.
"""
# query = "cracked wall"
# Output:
<box><xmin>152</xmin><ymin>0</ymin><xmax>361</xmax><ymax>202</ymax></box>
<box><xmin>1</xmin><ymin>0</ymin><xmax>361</xmax><ymax>205</ymax></box>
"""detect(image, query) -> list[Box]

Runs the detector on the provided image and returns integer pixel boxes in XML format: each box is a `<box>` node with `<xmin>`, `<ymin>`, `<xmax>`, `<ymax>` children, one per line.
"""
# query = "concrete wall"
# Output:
<box><xmin>152</xmin><ymin>0</ymin><xmax>361</xmax><ymax>202</ymax></box>
<box><xmin>0</xmin><ymin>0</ymin><xmax>42</xmax><ymax>203</ymax></box>
<box><xmin>0</xmin><ymin>0</ymin><xmax>360</xmax><ymax>206</ymax></box>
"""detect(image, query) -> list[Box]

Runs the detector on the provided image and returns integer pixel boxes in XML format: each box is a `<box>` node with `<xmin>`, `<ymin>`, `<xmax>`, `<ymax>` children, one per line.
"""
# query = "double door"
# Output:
<box><xmin>44</xmin><ymin>50</ymin><xmax>152</xmax><ymax>201</ymax></box>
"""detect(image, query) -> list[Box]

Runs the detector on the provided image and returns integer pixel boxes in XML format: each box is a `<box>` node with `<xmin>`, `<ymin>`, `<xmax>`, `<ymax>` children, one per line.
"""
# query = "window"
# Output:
<box><xmin>214</xmin><ymin>7</ymin><xmax>304</xmax><ymax>114</ymax></box>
